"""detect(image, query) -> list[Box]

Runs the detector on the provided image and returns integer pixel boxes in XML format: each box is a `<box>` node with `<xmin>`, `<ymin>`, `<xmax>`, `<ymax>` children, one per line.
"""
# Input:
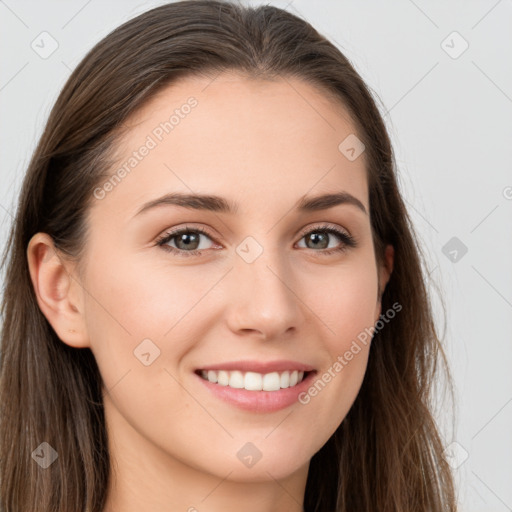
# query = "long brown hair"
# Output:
<box><xmin>0</xmin><ymin>1</ymin><xmax>456</xmax><ymax>510</ymax></box>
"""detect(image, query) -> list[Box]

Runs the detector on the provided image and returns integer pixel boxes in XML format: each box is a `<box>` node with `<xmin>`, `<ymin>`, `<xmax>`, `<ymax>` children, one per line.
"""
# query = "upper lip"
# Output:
<box><xmin>196</xmin><ymin>360</ymin><xmax>316</xmax><ymax>373</ymax></box>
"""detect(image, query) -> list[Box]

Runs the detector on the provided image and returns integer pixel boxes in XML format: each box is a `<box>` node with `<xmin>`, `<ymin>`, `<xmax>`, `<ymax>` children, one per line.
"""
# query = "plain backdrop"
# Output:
<box><xmin>1</xmin><ymin>1</ymin><xmax>511</xmax><ymax>510</ymax></box>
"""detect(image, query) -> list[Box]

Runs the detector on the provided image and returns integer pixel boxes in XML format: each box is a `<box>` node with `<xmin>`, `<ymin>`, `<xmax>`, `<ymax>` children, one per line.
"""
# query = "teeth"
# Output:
<box><xmin>199</xmin><ymin>369</ymin><xmax>306</xmax><ymax>391</ymax></box>
<box><xmin>218</xmin><ymin>370</ymin><xmax>229</xmax><ymax>386</ymax></box>
<box><xmin>280</xmin><ymin>371</ymin><xmax>290</xmax><ymax>388</ymax></box>
<box><xmin>245</xmin><ymin>371</ymin><xmax>263</xmax><ymax>390</ymax></box>
<box><xmin>262</xmin><ymin>372</ymin><xmax>280</xmax><ymax>391</ymax></box>
<box><xmin>229</xmin><ymin>371</ymin><xmax>244</xmax><ymax>389</ymax></box>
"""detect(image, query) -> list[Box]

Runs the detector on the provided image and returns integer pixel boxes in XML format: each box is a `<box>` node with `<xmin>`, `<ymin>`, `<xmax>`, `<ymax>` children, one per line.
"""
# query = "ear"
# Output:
<box><xmin>374</xmin><ymin>244</ymin><xmax>394</xmax><ymax>321</ymax></box>
<box><xmin>26</xmin><ymin>232</ymin><xmax>90</xmax><ymax>348</ymax></box>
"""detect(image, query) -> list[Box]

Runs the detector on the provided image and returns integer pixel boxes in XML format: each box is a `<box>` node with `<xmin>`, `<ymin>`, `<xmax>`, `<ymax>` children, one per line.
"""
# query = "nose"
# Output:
<box><xmin>225</xmin><ymin>246</ymin><xmax>304</xmax><ymax>341</ymax></box>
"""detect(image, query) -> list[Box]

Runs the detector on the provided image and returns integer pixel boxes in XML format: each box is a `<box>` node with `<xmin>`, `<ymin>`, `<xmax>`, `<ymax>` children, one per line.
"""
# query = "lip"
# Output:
<box><xmin>197</xmin><ymin>360</ymin><xmax>316</xmax><ymax>373</ymax></box>
<box><xmin>194</xmin><ymin>368</ymin><xmax>318</xmax><ymax>413</ymax></box>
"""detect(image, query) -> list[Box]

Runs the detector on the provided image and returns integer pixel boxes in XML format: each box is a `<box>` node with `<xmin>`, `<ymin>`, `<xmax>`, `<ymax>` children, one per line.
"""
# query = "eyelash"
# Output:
<box><xmin>155</xmin><ymin>224</ymin><xmax>357</xmax><ymax>258</ymax></box>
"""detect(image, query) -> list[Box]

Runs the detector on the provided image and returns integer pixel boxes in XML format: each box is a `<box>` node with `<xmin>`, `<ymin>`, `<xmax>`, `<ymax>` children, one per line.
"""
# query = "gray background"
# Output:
<box><xmin>1</xmin><ymin>1</ymin><xmax>511</xmax><ymax>510</ymax></box>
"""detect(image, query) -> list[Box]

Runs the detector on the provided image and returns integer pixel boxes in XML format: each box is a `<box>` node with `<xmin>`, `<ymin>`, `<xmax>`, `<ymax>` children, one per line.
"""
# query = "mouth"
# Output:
<box><xmin>193</xmin><ymin>364</ymin><xmax>319</xmax><ymax>412</ymax></box>
<box><xmin>194</xmin><ymin>369</ymin><xmax>316</xmax><ymax>392</ymax></box>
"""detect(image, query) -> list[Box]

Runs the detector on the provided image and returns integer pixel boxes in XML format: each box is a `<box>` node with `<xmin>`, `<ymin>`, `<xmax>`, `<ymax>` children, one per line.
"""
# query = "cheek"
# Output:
<box><xmin>297</xmin><ymin>255</ymin><xmax>378</xmax><ymax>442</ymax></box>
<box><xmin>80</xmin><ymin>246</ymin><xmax>179</xmax><ymax>386</ymax></box>
<box><xmin>81</xmin><ymin>242</ymin><xmax>223</xmax><ymax>396</ymax></box>
<box><xmin>83</xmin><ymin>243</ymin><xmax>200</xmax><ymax>338</ymax></box>
<box><xmin>304</xmin><ymin>252</ymin><xmax>379</xmax><ymax>340</ymax></box>
<box><xmin>81</xmin><ymin>248</ymin><xmax>201</xmax><ymax>443</ymax></box>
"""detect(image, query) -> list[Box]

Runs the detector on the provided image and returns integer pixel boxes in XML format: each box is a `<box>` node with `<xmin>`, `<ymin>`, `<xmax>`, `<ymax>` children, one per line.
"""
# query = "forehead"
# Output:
<box><xmin>92</xmin><ymin>72</ymin><xmax>369</xmax><ymax>220</ymax></box>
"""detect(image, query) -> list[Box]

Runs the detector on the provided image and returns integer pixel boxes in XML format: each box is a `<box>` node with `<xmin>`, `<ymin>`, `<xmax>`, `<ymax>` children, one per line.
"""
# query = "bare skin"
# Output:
<box><xmin>27</xmin><ymin>72</ymin><xmax>393</xmax><ymax>512</ymax></box>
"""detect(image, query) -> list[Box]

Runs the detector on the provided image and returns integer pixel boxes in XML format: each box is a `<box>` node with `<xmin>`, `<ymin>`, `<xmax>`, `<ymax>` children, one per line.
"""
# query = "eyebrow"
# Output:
<box><xmin>134</xmin><ymin>191</ymin><xmax>367</xmax><ymax>217</ymax></box>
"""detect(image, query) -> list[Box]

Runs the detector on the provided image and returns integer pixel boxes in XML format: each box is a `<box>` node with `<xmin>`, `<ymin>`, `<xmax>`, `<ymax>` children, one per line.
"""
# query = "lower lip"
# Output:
<box><xmin>194</xmin><ymin>371</ymin><xmax>317</xmax><ymax>413</ymax></box>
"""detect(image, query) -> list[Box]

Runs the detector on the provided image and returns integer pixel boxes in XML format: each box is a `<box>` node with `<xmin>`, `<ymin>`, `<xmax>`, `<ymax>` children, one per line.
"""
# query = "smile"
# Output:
<box><xmin>196</xmin><ymin>369</ymin><xmax>310</xmax><ymax>391</ymax></box>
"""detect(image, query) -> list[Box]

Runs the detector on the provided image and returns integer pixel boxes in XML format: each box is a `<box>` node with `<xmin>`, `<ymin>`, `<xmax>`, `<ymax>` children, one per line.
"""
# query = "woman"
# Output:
<box><xmin>0</xmin><ymin>1</ymin><xmax>456</xmax><ymax>510</ymax></box>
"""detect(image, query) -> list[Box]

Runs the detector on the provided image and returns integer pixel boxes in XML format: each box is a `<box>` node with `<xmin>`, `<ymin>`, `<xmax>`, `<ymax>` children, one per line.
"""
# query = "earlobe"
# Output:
<box><xmin>26</xmin><ymin>232</ymin><xmax>90</xmax><ymax>348</ymax></box>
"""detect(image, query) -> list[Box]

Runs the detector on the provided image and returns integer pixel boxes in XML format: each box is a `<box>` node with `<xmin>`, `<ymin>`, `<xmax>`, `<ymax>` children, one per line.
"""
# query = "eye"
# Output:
<box><xmin>155</xmin><ymin>223</ymin><xmax>357</xmax><ymax>257</ymax></box>
<box><xmin>296</xmin><ymin>224</ymin><xmax>357</xmax><ymax>255</ymax></box>
<box><xmin>156</xmin><ymin>225</ymin><xmax>216</xmax><ymax>257</ymax></box>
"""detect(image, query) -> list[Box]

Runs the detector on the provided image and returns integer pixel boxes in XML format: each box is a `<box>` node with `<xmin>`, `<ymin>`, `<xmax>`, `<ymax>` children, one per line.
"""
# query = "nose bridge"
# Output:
<box><xmin>227</xmin><ymin>237</ymin><xmax>301</xmax><ymax>338</ymax></box>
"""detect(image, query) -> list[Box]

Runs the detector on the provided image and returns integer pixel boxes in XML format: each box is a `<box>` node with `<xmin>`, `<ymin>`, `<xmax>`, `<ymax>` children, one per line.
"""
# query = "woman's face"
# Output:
<box><xmin>72</xmin><ymin>73</ymin><xmax>392</xmax><ymax>485</ymax></box>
